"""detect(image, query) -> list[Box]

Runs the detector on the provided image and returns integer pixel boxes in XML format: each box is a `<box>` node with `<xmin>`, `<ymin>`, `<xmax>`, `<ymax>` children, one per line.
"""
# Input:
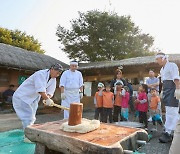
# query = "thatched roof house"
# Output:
<box><xmin>0</xmin><ymin>43</ymin><xmax>69</xmax><ymax>93</ymax></box>
<box><xmin>79</xmin><ymin>54</ymin><xmax>180</xmax><ymax>81</ymax></box>
<box><xmin>79</xmin><ymin>55</ymin><xmax>180</xmax><ymax>70</ymax></box>
<box><xmin>0</xmin><ymin>43</ymin><xmax>68</xmax><ymax>71</ymax></box>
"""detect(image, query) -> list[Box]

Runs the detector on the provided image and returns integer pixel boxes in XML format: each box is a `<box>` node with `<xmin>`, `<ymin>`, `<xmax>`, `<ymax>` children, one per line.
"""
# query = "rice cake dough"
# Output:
<box><xmin>60</xmin><ymin>118</ymin><xmax>100</xmax><ymax>133</ymax></box>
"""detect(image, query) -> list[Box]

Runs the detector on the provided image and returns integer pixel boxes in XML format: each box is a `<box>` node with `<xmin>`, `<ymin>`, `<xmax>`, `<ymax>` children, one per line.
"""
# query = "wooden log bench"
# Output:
<box><xmin>25</xmin><ymin>120</ymin><xmax>148</xmax><ymax>154</ymax></box>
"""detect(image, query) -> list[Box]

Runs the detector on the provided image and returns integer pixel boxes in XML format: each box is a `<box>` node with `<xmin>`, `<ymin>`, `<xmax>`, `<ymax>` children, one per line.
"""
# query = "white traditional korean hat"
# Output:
<box><xmin>98</xmin><ymin>82</ymin><xmax>104</xmax><ymax>88</ymax></box>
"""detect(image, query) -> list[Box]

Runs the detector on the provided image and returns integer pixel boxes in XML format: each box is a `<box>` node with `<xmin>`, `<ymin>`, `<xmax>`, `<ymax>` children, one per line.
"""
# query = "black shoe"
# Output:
<box><xmin>159</xmin><ymin>132</ymin><xmax>172</xmax><ymax>143</ymax></box>
<box><xmin>152</xmin><ymin>120</ymin><xmax>156</xmax><ymax>125</ymax></box>
<box><xmin>157</xmin><ymin>120</ymin><xmax>163</xmax><ymax>126</ymax></box>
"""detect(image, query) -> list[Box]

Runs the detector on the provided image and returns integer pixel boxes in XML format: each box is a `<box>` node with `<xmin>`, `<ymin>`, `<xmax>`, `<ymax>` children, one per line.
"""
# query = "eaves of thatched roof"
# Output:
<box><xmin>0</xmin><ymin>43</ymin><xmax>69</xmax><ymax>71</ymax></box>
<box><xmin>79</xmin><ymin>54</ymin><xmax>180</xmax><ymax>70</ymax></box>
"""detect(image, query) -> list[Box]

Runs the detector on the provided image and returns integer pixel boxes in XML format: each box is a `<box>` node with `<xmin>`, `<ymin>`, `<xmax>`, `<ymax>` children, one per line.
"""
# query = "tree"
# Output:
<box><xmin>0</xmin><ymin>27</ymin><xmax>45</xmax><ymax>54</ymax></box>
<box><xmin>56</xmin><ymin>10</ymin><xmax>155</xmax><ymax>62</ymax></box>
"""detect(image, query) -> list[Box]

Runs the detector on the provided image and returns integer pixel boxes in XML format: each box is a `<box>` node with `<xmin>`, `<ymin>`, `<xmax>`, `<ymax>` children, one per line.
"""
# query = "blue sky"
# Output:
<box><xmin>0</xmin><ymin>0</ymin><xmax>180</xmax><ymax>64</ymax></box>
<box><xmin>1</xmin><ymin>0</ymin><xmax>38</xmax><ymax>29</ymax></box>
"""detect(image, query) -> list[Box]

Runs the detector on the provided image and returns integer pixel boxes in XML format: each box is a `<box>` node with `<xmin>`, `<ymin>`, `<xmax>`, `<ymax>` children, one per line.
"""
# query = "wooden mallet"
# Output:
<box><xmin>68</xmin><ymin>103</ymin><xmax>83</xmax><ymax>126</ymax></box>
<box><xmin>43</xmin><ymin>101</ymin><xmax>83</xmax><ymax>126</ymax></box>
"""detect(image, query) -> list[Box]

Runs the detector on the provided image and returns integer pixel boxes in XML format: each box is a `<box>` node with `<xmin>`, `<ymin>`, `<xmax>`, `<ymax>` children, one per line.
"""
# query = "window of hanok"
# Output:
<box><xmin>0</xmin><ymin>73</ymin><xmax>9</xmax><ymax>86</ymax></box>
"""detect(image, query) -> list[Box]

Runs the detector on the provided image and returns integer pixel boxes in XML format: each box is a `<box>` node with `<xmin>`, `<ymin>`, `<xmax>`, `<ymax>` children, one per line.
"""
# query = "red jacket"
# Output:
<box><xmin>137</xmin><ymin>92</ymin><xmax>148</xmax><ymax>112</ymax></box>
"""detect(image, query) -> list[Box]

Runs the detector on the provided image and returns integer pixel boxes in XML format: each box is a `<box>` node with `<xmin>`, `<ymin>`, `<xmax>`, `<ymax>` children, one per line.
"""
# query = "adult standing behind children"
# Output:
<box><xmin>146</xmin><ymin>70</ymin><xmax>159</xmax><ymax>122</ymax></box>
<box><xmin>146</xmin><ymin>70</ymin><xmax>159</xmax><ymax>92</ymax></box>
<box><xmin>146</xmin><ymin>70</ymin><xmax>159</xmax><ymax>100</ymax></box>
<box><xmin>110</xmin><ymin>68</ymin><xmax>127</xmax><ymax>93</ymax></box>
<box><xmin>99</xmin><ymin>83</ymin><xmax>114</xmax><ymax>123</ymax></box>
<box><xmin>60</xmin><ymin>61</ymin><xmax>83</xmax><ymax>119</ymax></box>
<box><xmin>94</xmin><ymin>82</ymin><xmax>104</xmax><ymax>122</ymax></box>
<box><xmin>156</xmin><ymin>52</ymin><xmax>180</xmax><ymax>143</ymax></box>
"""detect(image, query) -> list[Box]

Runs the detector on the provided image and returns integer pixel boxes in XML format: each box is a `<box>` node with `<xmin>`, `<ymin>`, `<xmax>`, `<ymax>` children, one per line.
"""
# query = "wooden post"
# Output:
<box><xmin>68</xmin><ymin>103</ymin><xmax>83</xmax><ymax>126</ymax></box>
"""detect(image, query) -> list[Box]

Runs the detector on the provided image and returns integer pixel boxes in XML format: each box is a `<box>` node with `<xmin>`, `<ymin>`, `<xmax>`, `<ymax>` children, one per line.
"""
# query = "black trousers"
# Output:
<box><xmin>94</xmin><ymin>107</ymin><xmax>103</xmax><ymax>122</ymax></box>
<box><xmin>103</xmin><ymin>108</ymin><xmax>113</xmax><ymax>123</ymax></box>
<box><xmin>129</xmin><ymin>96</ymin><xmax>134</xmax><ymax>112</ymax></box>
<box><xmin>113</xmin><ymin>105</ymin><xmax>121</xmax><ymax>122</ymax></box>
<box><xmin>139</xmin><ymin>111</ymin><xmax>148</xmax><ymax>128</ymax></box>
<box><xmin>163</xmin><ymin>80</ymin><xmax>179</xmax><ymax>107</ymax></box>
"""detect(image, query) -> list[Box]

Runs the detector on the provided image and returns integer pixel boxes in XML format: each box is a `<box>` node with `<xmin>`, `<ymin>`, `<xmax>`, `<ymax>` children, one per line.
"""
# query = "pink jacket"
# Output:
<box><xmin>121</xmin><ymin>92</ymin><xmax>130</xmax><ymax>108</ymax></box>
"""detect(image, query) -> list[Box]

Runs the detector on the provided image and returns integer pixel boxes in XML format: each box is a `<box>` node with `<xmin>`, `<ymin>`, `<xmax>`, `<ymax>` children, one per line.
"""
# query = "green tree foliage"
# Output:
<box><xmin>56</xmin><ymin>10</ymin><xmax>155</xmax><ymax>62</ymax></box>
<box><xmin>0</xmin><ymin>27</ymin><xmax>45</xmax><ymax>54</ymax></box>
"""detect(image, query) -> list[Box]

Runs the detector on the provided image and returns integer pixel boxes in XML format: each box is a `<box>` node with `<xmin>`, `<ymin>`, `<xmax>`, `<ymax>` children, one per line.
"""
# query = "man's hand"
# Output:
<box><xmin>175</xmin><ymin>89</ymin><xmax>180</xmax><ymax>99</ymax></box>
<box><xmin>80</xmin><ymin>92</ymin><xmax>83</xmax><ymax>99</ymax></box>
<box><xmin>44</xmin><ymin>98</ymin><xmax>54</xmax><ymax>106</ymax></box>
<box><xmin>61</xmin><ymin>93</ymin><xmax>66</xmax><ymax>100</ymax></box>
<box><xmin>148</xmin><ymin>84</ymin><xmax>152</xmax><ymax>88</ymax></box>
<box><xmin>100</xmin><ymin>87</ymin><xmax>105</xmax><ymax>91</ymax></box>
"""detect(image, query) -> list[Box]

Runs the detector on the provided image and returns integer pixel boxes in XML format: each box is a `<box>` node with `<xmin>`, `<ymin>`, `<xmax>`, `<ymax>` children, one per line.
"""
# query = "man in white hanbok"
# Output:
<box><xmin>156</xmin><ymin>53</ymin><xmax>180</xmax><ymax>143</ymax></box>
<box><xmin>13</xmin><ymin>63</ymin><xmax>63</xmax><ymax>129</ymax></box>
<box><xmin>60</xmin><ymin>61</ymin><xmax>83</xmax><ymax>119</ymax></box>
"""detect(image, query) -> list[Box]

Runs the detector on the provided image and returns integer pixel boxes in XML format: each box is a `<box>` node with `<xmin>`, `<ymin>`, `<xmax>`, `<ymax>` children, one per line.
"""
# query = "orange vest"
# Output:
<box><xmin>95</xmin><ymin>92</ymin><xmax>103</xmax><ymax>107</ymax></box>
<box><xmin>102</xmin><ymin>91</ymin><xmax>114</xmax><ymax>108</ymax></box>
<box><xmin>150</xmin><ymin>95</ymin><xmax>160</xmax><ymax>110</ymax></box>
<box><xmin>114</xmin><ymin>90</ymin><xmax>122</xmax><ymax>106</ymax></box>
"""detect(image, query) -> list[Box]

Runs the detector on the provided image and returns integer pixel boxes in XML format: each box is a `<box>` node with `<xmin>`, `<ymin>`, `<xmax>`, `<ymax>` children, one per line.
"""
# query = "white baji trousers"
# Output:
<box><xmin>13</xmin><ymin>95</ymin><xmax>38</xmax><ymax>129</ymax></box>
<box><xmin>165</xmin><ymin>106</ymin><xmax>179</xmax><ymax>134</ymax></box>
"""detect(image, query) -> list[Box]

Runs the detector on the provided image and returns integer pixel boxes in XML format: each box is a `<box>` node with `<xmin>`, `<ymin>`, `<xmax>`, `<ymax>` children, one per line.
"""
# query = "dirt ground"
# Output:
<box><xmin>0</xmin><ymin>108</ymin><xmax>171</xmax><ymax>154</ymax></box>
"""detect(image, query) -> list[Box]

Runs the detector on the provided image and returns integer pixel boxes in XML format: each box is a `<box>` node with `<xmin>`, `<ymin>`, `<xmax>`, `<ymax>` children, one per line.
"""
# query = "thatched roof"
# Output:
<box><xmin>0</xmin><ymin>43</ymin><xmax>69</xmax><ymax>71</ymax></box>
<box><xmin>79</xmin><ymin>54</ymin><xmax>180</xmax><ymax>70</ymax></box>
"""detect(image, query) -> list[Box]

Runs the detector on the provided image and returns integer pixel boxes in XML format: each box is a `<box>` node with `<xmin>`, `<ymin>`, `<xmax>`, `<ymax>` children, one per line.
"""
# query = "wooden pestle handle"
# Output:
<box><xmin>53</xmin><ymin>103</ymin><xmax>70</xmax><ymax>110</ymax></box>
<box><xmin>42</xmin><ymin>100</ymin><xmax>70</xmax><ymax>110</ymax></box>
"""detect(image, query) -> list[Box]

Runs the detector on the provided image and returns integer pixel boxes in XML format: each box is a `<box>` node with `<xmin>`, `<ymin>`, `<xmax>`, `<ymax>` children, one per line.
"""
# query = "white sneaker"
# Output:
<box><xmin>145</xmin><ymin>128</ymin><xmax>148</xmax><ymax>131</ymax></box>
<box><xmin>150</xmin><ymin>128</ymin><xmax>157</xmax><ymax>132</ymax></box>
<box><xmin>148</xmin><ymin>117</ymin><xmax>152</xmax><ymax>122</ymax></box>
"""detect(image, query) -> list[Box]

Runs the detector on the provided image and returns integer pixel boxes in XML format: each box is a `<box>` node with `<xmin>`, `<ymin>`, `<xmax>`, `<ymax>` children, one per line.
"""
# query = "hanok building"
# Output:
<box><xmin>0</xmin><ymin>43</ymin><xmax>68</xmax><ymax>103</ymax></box>
<box><xmin>79</xmin><ymin>55</ymin><xmax>180</xmax><ymax>109</ymax></box>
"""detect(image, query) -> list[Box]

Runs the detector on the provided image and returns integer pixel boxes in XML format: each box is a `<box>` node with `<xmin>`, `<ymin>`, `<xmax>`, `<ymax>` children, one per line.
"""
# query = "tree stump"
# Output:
<box><xmin>68</xmin><ymin>103</ymin><xmax>83</xmax><ymax>126</ymax></box>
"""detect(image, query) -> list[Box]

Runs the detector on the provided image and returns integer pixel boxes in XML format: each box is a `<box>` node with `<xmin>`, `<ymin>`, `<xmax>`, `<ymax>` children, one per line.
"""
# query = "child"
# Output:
<box><xmin>113</xmin><ymin>82</ymin><xmax>123</xmax><ymax>122</ymax></box>
<box><xmin>100</xmin><ymin>83</ymin><xmax>114</xmax><ymax>123</ymax></box>
<box><xmin>121</xmin><ymin>86</ymin><xmax>130</xmax><ymax>121</ymax></box>
<box><xmin>133</xmin><ymin>91</ymin><xmax>139</xmax><ymax>121</ymax></box>
<box><xmin>94</xmin><ymin>82</ymin><xmax>104</xmax><ymax>122</ymax></box>
<box><xmin>149</xmin><ymin>88</ymin><xmax>163</xmax><ymax>129</ymax></box>
<box><xmin>135</xmin><ymin>84</ymin><xmax>148</xmax><ymax>130</ymax></box>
